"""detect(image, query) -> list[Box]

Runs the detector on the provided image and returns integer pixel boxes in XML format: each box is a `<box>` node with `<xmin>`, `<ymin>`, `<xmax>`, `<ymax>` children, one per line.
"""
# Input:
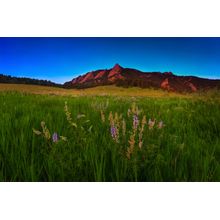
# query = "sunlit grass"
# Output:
<box><xmin>0</xmin><ymin>83</ymin><xmax>193</xmax><ymax>98</ymax></box>
<box><xmin>0</xmin><ymin>85</ymin><xmax>220</xmax><ymax>181</ymax></box>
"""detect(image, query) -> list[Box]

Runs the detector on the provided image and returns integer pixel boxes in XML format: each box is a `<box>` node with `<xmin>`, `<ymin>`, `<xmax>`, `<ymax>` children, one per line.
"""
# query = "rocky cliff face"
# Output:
<box><xmin>64</xmin><ymin>64</ymin><xmax>220</xmax><ymax>92</ymax></box>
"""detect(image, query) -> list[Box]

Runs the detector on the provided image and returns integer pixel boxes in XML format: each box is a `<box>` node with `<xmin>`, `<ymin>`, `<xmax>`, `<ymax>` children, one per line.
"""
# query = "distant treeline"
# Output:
<box><xmin>115</xmin><ymin>78</ymin><xmax>161</xmax><ymax>88</ymax></box>
<box><xmin>0</xmin><ymin>74</ymin><xmax>63</xmax><ymax>87</ymax></box>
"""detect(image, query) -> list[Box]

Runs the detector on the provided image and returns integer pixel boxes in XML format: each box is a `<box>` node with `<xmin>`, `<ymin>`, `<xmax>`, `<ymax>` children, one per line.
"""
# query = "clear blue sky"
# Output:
<box><xmin>0</xmin><ymin>37</ymin><xmax>220</xmax><ymax>84</ymax></box>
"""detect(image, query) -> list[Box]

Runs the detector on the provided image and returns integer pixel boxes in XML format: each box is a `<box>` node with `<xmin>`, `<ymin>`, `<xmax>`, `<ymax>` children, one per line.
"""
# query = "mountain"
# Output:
<box><xmin>64</xmin><ymin>64</ymin><xmax>220</xmax><ymax>92</ymax></box>
<box><xmin>0</xmin><ymin>74</ymin><xmax>62</xmax><ymax>87</ymax></box>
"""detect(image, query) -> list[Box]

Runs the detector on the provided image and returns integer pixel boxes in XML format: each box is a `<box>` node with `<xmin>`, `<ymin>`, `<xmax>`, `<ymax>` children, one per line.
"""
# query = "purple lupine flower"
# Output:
<box><xmin>110</xmin><ymin>126</ymin><xmax>117</xmax><ymax>139</ymax></box>
<box><xmin>133</xmin><ymin>114</ymin><xmax>139</xmax><ymax>130</ymax></box>
<box><xmin>52</xmin><ymin>132</ymin><xmax>59</xmax><ymax>143</ymax></box>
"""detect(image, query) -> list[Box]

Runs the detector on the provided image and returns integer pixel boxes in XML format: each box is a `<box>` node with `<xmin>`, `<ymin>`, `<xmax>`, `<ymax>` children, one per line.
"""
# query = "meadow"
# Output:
<box><xmin>0</xmin><ymin>84</ymin><xmax>220</xmax><ymax>181</ymax></box>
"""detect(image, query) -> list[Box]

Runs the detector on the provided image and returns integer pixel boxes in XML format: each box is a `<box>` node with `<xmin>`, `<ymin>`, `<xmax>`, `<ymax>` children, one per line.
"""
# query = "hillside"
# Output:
<box><xmin>64</xmin><ymin>64</ymin><xmax>220</xmax><ymax>92</ymax></box>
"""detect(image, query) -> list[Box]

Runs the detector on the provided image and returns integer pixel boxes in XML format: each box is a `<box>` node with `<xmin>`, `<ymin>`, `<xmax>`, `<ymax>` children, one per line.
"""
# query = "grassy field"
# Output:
<box><xmin>0</xmin><ymin>83</ymin><xmax>192</xmax><ymax>98</ymax></box>
<box><xmin>0</xmin><ymin>84</ymin><xmax>220</xmax><ymax>181</ymax></box>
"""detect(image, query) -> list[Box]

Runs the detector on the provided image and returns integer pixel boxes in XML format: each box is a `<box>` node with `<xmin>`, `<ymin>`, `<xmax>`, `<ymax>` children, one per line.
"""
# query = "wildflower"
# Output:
<box><xmin>40</xmin><ymin>121</ymin><xmax>51</xmax><ymax>140</ymax></box>
<box><xmin>44</xmin><ymin>129</ymin><xmax>51</xmax><ymax>140</ymax></box>
<box><xmin>108</xmin><ymin>111</ymin><xmax>119</xmax><ymax>142</ymax></box>
<box><xmin>64</xmin><ymin>101</ymin><xmax>77</xmax><ymax>127</ymax></box>
<box><xmin>158</xmin><ymin>121</ymin><xmax>165</xmax><ymax>129</ymax></box>
<box><xmin>141</xmin><ymin>115</ymin><xmax>147</xmax><ymax>126</ymax></box>
<box><xmin>64</xmin><ymin>101</ymin><xmax>72</xmax><ymax>122</ymax></box>
<box><xmin>127</xmin><ymin>133</ymin><xmax>135</xmax><ymax>159</ymax></box>
<box><xmin>133</xmin><ymin>114</ymin><xmax>139</xmax><ymax>131</ymax></box>
<box><xmin>148</xmin><ymin>118</ymin><xmax>155</xmax><ymax>129</ymax></box>
<box><xmin>41</xmin><ymin>121</ymin><xmax>46</xmax><ymax>128</ymax></box>
<box><xmin>110</xmin><ymin>126</ymin><xmax>119</xmax><ymax>142</ymax></box>
<box><xmin>52</xmin><ymin>132</ymin><xmax>59</xmax><ymax>143</ymax></box>
<box><xmin>108</xmin><ymin>111</ymin><xmax>113</xmax><ymax>124</ymax></box>
<box><xmin>110</xmin><ymin>126</ymin><xmax>117</xmax><ymax>139</ymax></box>
<box><xmin>33</xmin><ymin>122</ymin><xmax>67</xmax><ymax>143</ymax></box>
<box><xmin>138</xmin><ymin>141</ymin><xmax>143</xmax><ymax>149</ymax></box>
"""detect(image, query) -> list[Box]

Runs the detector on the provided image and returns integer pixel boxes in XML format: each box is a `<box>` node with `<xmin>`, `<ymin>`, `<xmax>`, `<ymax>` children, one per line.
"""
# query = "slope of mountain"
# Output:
<box><xmin>64</xmin><ymin>64</ymin><xmax>220</xmax><ymax>92</ymax></box>
<box><xmin>0</xmin><ymin>74</ymin><xmax>62</xmax><ymax>87</ymax></box>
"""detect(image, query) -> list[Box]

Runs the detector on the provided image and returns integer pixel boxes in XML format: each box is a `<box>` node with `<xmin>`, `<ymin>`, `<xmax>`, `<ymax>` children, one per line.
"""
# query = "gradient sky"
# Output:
<box><xmin>0</xmin><ymin>37</ymin><xmax>220</xmax><ymax>84</ymax></box>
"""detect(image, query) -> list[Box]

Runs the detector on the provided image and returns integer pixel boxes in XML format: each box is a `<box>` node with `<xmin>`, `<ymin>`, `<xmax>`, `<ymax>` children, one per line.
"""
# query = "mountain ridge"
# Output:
<box><xmin>64</xmin><ymin>64</ymin><xmax>220</xmax><ymax>92</ymax></box>
<box><xmin>1</xmin><ymin>64</ymin><xmax>220</xmax><ymax>93</ymax></box>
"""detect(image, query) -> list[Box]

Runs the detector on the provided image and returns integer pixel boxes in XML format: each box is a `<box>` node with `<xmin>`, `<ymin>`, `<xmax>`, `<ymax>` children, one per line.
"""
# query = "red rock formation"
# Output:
<box><xmin>64</xmin><ymin>64</ymin><xmax>220</xmax><ymax>92</ymax></box>
<box><xmin>80</xmin><ymin>72</ymin><xmax>94</xmax><ymax>83</ymax></box>
<box><xmin>108</xmin><ymin>74</ymin><xmax>125</xmax><ymax>82</ymax></box>
<box><xmin>108</xmin><ymin>64</ymin><xmax>123</xmax><ymax>78</ymax></box>
<box><xmin>188</xmin><ymin>82</ymin><xmax>197</xmax><ymax>92</ymax></box>
<box><xmin>94</xmin><ymin>70</ymin><xmax>107</xmax><ymax>79</ymax></box>
<box><xmin>160</xmin><ymin>78</ymin><xmax>171</xmax><ymax>90</ymax></box>
<box><xmin>71</xmin><ymin>75</ymin><xmax>83</xmax><ymax>84</ymax></box>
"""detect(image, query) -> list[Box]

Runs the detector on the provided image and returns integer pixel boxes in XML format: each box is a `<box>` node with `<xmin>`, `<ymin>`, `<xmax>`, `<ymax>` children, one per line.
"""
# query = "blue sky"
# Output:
<box><xmin>0</xmin><ymin>37</ymin><xmax>220</xmax><ymax>84</ymax></box>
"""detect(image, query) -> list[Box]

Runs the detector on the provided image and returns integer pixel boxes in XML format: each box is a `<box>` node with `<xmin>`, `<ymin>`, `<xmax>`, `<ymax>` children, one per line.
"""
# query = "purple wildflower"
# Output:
<box><xmin>110</xmin><ymin>126</ymin><xmax>117</xmax><ymax>139</ymax></box>
<box><xmin>133</xmin><ymin>114</ymin><xmax>139</xmax><ymax>130</ymax></box>
<box><xmin>52</xmin><ymin>132</ymin><xmax>59</xmax><ymax>143</ymax></box>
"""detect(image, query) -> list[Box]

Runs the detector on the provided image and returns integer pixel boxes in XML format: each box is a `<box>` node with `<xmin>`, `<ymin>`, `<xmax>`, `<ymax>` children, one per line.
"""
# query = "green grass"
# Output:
<box><xmin>0</xmin><ymin>91</ymin><xmax>220</xmax><ymax>181</ymax></box>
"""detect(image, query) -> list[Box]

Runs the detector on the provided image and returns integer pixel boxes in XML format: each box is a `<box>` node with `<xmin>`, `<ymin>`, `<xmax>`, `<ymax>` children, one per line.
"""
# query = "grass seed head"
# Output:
<box><xmin>138</xmin><ymin>141</ymin><xmax>143</xmax><ymax>149</ymax></box>
<box><xmin>148</xmin><ymin>118</ymin><xmax>156</xmax><ymax>129</ymax></box>
<box><xmin>64</xmin><ymin>101</ymin><xmax>77</xmax><ymax>127</ymax></box>
<box><xmin>108</xmin><ymin>111</ymin><xmax>114</xmax><ymax>126</ymax></box>
<box><xmin>60</xmin><ymin>136</ymin><xmax>67</xmax><ymax>141</ymax></box>
<box><xmin>77</xmin><ymin>114</ymin><xmax>86</xmax><ymax>119</ymax></box>
<box><xmin>100</xmin><ymin>110</ymin><xmax>105</xmax><ymax>123</ymax></box>
<box><xmin>138</xmin><ymin>115</ymin><xmax>147</xmax><ymax>149</ymax></box>
<box><xmin>40</xmin><ymin>121</ymin><xmax>51</xmax><ymax>140</ymax></box>
<box><xmin>127</xmin><ymin>133</ymin><xmax>135</xmax><ymax>159</ymax></box>
<box><xmin>32</xmin><ymin>128</ymin><xmax>41</xmax><ymax>135</ymax></box>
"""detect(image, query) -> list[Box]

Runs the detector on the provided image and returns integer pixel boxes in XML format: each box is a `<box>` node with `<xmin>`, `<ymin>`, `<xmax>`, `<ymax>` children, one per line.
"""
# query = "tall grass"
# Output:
<box><xmin>0</xmin><ymin>91</ymin><xmax>220</xmax><ymax>181</ymax></box>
